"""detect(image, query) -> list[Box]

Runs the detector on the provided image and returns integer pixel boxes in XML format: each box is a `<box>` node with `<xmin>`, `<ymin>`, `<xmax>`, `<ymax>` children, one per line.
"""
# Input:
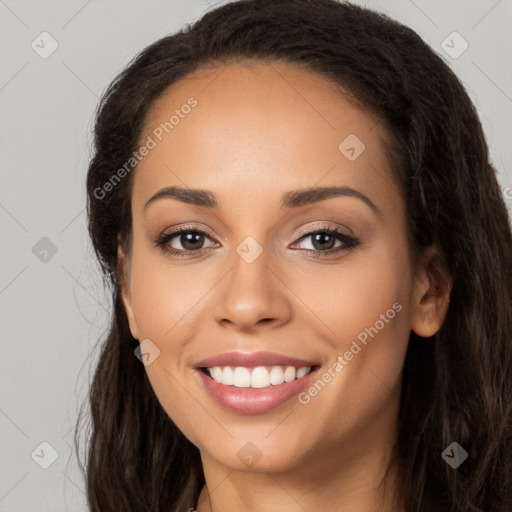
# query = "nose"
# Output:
<box><xmin>214</xmin><ymin>244</ymin><xmax>293</xmax><ymax>333</ymax></box>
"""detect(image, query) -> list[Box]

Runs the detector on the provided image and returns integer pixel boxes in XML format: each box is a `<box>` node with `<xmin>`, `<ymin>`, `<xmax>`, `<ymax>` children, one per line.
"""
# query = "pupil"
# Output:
<box><xmin>182</xmin><ymin>232</ymin><xmax>203</xmax><ymax>250</ymax></box>
<box><xmin>313</xmin><ymin>233</ymin><xmax>334</xmax><ymax>250</ymax></box>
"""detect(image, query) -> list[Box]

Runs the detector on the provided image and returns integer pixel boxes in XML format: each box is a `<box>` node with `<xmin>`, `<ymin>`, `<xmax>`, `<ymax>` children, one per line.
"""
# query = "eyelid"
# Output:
<box><xmin>293</xmin><ymin>222</ymin><xmax>354</xmax><ymax>239</ymax></box>
<box><xmin>158</xmin><ymin>223</ymin><xmax>218</xmax><ymax>241</ymax></box>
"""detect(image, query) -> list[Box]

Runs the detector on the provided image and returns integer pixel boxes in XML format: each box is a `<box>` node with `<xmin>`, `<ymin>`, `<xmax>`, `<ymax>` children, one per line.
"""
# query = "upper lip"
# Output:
<box><xmin>194</xmin><ymin>351</ymin><xmax>320</xmax><ymax>369</ymax></box>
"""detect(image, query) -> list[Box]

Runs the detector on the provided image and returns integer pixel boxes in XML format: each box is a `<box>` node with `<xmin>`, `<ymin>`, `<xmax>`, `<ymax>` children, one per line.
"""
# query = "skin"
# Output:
<box><xmin>118</xmin><ymin>60</ymin><xmax>451</xmax><ymax>512</ymax></box>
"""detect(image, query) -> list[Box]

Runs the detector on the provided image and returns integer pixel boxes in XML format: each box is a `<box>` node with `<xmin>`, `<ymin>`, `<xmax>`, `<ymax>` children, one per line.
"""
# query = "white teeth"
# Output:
<box><xmin>284</xmin><ymin>366</ymin><xmax>296</xmax><ymax>382</ymax></box>
<box><xmin>221</xmin><ymin>366</ymin><xmax>234</xmax><ymax>386</ymax></box>
<box><xmin>296</xmin><ymin>366</ymin><xmax>309</xmax><ymax>378</ymax></box>
<box><xmin>233</xmin><ymin>367</ymin><xmax>251</xmax><ymax>387</ymax></box>
<box><xmin>269</xmin><ymin>366</ymin><xmax>285</xmax><ymax>385</ymax></box>
<box><xmin>211</xmin><ymin>367</ymin><xmax>223</xmax><ymax>383</ymax></box>
<box><xmin>205</xmin><ymin>365</ymin><xmax>313</xmax><ymax>388</ymax></box>
<box><xmin>251</xmin><ymin>366</ymin><xmax>270</xmax><ymax>388</ymax></box>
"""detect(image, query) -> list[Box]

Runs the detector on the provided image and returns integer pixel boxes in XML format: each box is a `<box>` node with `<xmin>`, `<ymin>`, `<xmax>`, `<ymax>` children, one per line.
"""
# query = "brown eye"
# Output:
<box><xmin>308</xmin><ymin>232</ymin><xmax>337</xmax><ymax>251</ymax></box>
<box><xmin>293</xmin><ymin>226</ymin><xmax>358</xmax><ymax>256</ymax></box>
<box><xmin>176</xmin><ymin>231</ymin><xmax>206</xmax><ymax>251</ymax></box>
<box><xmin>155</xmin><ymin>227</ymin><xmax>218</xmax><ymax>257</ymax></box>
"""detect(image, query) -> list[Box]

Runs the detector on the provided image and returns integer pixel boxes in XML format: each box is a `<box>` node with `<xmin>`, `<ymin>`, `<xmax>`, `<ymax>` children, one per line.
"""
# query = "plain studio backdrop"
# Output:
<box><xmin>0</xmin><ymin>0</ymin><xmax>511</xmax><ymax>510</ymax></box>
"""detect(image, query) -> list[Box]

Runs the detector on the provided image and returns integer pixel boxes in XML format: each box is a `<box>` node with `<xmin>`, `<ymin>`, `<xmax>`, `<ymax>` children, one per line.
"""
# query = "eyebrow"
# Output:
<box><xmin>143</xmin><ymin>185</ymin><xmax>379</xmax><ymax>214</ymax></box>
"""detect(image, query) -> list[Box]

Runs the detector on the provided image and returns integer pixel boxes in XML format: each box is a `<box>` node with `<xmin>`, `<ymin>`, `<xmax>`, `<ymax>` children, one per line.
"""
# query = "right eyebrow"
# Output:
<box><xmin>144</xmin><ymin>186</ymin><xmax>217</xmax><ymax>210</ymax></box>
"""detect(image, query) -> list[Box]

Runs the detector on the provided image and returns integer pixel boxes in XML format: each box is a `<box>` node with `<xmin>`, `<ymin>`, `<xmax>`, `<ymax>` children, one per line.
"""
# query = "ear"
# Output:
<box><xmin>410</xmin><ymin>246</ymin><xmax>452</xmax><ymax>338</ymax></box>
<box><xmin>117</xmin><ymin>234</ymin><xmax>140</xmax><ymax>340</ymax></box>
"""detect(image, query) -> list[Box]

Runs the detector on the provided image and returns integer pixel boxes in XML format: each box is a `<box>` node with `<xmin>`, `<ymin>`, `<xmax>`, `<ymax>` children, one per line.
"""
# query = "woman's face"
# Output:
<box><xmin>119</xmin><ymin>61</ymin><xmax>433</xmax><ymax>474</ymax></box>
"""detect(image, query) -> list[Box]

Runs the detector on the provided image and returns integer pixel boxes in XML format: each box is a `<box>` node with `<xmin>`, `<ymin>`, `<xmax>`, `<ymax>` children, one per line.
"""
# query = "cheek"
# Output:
<box><xmin>292</xmin><ymin>242</ymin><xmax>412</xmax><ymax>417</ymax></box>
<box><xmin>128</xmin><ymin>243</ymin><xmax>203</xmax><ymax>340</ymax></box>
<box><xmin>127</xmin><ymin>248</ymin><xmax>207</xmax><ymax>441</ymax></box>
<box><xmin>291</xmin><ymin>243</ymin><xmax>410</xmax><ymax>353</ymax></box>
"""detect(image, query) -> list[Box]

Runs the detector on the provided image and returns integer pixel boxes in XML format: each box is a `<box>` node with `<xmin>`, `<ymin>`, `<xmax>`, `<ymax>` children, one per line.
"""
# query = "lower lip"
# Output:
<box><xmin>195</xmin><ymin>367</ymin><xmax>319</xmax><ymax>415</ymax></box>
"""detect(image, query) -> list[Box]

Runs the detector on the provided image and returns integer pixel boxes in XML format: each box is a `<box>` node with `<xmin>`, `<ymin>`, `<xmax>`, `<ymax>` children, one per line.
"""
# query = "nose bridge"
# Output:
<box><xmin>213</xmin><ymin>234</ymin><xmax>292</xmax><ymax>329</ymax></box>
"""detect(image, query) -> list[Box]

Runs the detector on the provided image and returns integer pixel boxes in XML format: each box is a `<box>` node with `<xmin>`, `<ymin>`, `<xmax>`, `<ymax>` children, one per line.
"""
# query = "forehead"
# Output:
<box><xmin>133</xmin><ymin>60</ymin><xmax>398</xmax><ymax>210</ymax></box>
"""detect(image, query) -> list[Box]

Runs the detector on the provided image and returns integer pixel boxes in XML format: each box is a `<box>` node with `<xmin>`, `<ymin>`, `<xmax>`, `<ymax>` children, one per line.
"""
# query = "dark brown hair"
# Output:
<box><xmin>77</xmin><ymin>1</ymin><xmax>512</xmax><ymax>510</ymax></box>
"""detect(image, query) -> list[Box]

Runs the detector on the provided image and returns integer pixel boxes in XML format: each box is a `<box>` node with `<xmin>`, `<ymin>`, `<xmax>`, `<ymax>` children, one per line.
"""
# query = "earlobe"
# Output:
<box><xmin>117</xmin><ymin>241</ymin><xmax>140</xmax><ymax>340</ymax></box>
<box><xmin>410</xmin><ymin>247</ymin><xmax>452</xmax><ymax>338</ymax></box>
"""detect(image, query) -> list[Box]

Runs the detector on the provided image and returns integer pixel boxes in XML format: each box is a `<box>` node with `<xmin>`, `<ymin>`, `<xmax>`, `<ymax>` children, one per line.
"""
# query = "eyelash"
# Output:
<box><xmin>154</xmin><ymin>224</ymin><xmax>360</xmax><ymax>259</ymax></box>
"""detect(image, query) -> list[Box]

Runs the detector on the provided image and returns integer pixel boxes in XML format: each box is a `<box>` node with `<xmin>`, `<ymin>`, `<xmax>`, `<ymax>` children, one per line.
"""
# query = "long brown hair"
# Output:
<box><xmin>77</xmin><ymin>1</ymin><xmax>512</xmax><ymax>510</ymax></box>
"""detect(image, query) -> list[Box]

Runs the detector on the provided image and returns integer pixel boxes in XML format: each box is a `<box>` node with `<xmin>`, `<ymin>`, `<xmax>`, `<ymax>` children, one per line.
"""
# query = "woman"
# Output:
<box><xmin>77</xmin><ymin>0</ymin><xmax>512</xmax><ymax>510</ymax></box>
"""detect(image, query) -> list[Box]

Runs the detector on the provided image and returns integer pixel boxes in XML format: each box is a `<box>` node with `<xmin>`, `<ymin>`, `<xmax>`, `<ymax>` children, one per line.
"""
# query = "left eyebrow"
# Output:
<box><xmin>280</xmin><ymin>185</ymin><xmax>379</xmax><ymax>214</ymax></box>
<box><xmin>143</xmin><ymin>185</ymin><xmax>379</xmax><ymax>214</ymax></box>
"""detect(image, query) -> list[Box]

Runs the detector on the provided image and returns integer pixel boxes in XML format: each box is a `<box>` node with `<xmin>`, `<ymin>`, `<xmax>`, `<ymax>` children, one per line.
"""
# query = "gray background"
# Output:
<box><xmin>0</xmin><ymin>0</ymin><xmax>510</xmax><ymax>510</ymax></box>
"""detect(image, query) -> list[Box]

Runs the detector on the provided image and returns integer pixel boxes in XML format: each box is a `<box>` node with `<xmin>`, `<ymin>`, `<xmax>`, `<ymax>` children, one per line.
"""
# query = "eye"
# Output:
<box><xmin>154</xmin><ymin>224</ymin><xmax>359</xmax><ymax>259</ymax></box>
<box><xmin>291</xmin><ymin>225</ymin><xmax>359</xmax><ymax>256</ymax></box>
<box><xmin>155</xmin><ymin>226</ymin><xmax>218</xmax><ymax>257</ymax></box>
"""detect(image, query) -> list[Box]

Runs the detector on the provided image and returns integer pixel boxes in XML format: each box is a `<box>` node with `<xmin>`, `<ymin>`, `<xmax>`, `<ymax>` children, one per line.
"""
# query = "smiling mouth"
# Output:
<box><xmin>199</xmin><ymin>364</ymin><xmax>320</xmax><ymax>389</ymax></box>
